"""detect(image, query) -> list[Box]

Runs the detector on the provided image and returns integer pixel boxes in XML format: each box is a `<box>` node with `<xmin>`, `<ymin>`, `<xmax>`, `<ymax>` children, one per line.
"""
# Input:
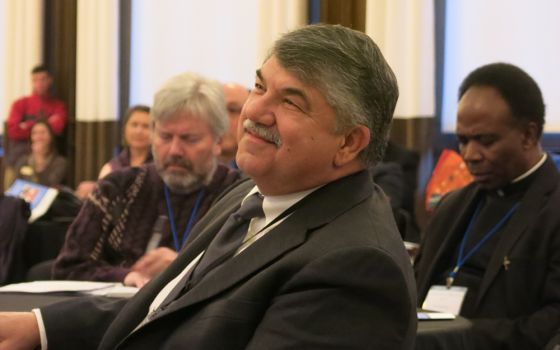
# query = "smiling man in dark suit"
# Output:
<box><xmin>0</xmin><ymin>24</ymin><xmax>416</xmax><ymax>350</ymax></box>
<box><xmin>415</xmin><ymin>63</ymin><xmax>560</xmax><ymax>350</ymax></box>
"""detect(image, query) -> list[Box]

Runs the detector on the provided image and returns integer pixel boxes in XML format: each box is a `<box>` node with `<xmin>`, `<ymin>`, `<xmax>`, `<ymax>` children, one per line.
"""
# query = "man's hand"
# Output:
<box><xmin>0</xmin><ymin>312</ymin><xmax>40</xmax><ymax>350</ymax></box>
<box><xmin>132</xmin><ymin>247</ymin><xmax>178</xmax><ymax>278</ymax></box>
<box><xmin>75</xmin><ymin>181</ymin><xmax>96</xmax><ymax>200</ymax></box>
<box><xmin>124</xmin><ymin>248</ymin><xmax>177</xmax><ymax>288</ymax></box>
<box><xmin>123</xmin><ymin>271</ymin><xmax>150</xmax><ymax>288</ymax></box>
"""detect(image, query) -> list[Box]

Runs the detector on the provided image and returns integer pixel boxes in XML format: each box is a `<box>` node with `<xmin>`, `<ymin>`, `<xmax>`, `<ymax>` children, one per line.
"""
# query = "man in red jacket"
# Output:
<box><xmin>5</xmin><ymin>64</ymin><xmax>67</xmax><ymax>166</ymax></box>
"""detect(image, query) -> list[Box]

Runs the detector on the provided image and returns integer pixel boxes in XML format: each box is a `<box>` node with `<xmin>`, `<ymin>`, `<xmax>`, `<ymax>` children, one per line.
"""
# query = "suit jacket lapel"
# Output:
<box><xmin>153</xmin><ymin>170</ymin><xmax>374</xmax><ymax>321</ymax></box>
<box><xmin>475</xmin><ymin>157</ymin><xmax>560</xmax><ymax>308</ymax></box>
<box><xmin>163</xmin><ymin>216</ymin><xmax>308</xmax><ymax>314</ymax></box>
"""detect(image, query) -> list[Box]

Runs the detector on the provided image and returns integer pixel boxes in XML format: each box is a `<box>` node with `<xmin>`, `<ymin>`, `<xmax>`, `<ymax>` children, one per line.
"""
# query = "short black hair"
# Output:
<box><xmin>31</xmin><ymin>64</ymin><xmax>50</xmax><ymax>75</ymax></box>
<box><xmin>458</xmin><ymin>63</ymin><xmax>545</xmax><ymax>137</ymax></box>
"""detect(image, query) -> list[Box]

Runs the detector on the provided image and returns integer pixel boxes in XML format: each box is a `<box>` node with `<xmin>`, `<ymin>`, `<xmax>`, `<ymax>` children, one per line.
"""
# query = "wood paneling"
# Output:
<box><xmin>44</xmin><ymin>0</ymin><xmax>78</xmax><ymax>186</ymax></box>
<box><xmin>119</xmin><ymin>0</ymin><xmax>132</xmax><ymax>119</ymax></box>
<box><xmin>390</xmin><ymin>117</ymin><xmax>434</xmax><ymax>155</ymax></box>
<box><xmin>43</xmin><ymin>0</ymin><xmax>127</xmax><ymax>186</ymax></box>
<box><xmin>319</xmin><ymin>0</ymin><xmax>366</xmax><ymax>32</ymax></box>
<box><xmin>74</xmin><ymin>121</ymin><xmax>118</xmax><ymax>183</ymax></box>
<box><xmin>390</xmin><ymin>117</ymin><xmax>436</xmax><ymax>231</ymax></box>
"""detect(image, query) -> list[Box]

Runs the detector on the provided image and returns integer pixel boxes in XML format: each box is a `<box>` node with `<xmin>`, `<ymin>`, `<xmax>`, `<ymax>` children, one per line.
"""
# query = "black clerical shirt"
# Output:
<box><xmin>437</xmin><ymin>156</ymin><xmax>546</xmax><ymax>317</ymax></box>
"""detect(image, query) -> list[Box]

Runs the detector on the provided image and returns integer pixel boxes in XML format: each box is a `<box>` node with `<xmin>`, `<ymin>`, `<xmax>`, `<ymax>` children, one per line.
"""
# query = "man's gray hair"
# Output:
<box><xmin>151</xmin><ymin>72</ymin><xmax>228</xmax><ymax>139</ymax></box>
<box><xmin>270</xmin><ymin>24</ymin><xmax>399</xmax><ymax>165</ymax></box>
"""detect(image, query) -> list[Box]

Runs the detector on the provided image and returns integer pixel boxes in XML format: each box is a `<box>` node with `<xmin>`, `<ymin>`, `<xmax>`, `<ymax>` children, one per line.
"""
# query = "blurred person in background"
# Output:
<box><xmin>75</xmin><ymin>105</ymin><xmax>153</xmax><ymax>199</ymax></box>
<box><xmin>53</xmin><ymin>72</ymin><xmax>241</xmax><ymax>288</ymax></box>
<box><xmin>99</xmin><ymin>105</ymin><xmax>153</xmax><ymax>178</ymax></box>
<box><xmin>218</xmin><ymin>83</ymin><xmax>249</xmax><ymax>168</ymax></box>
<box><xmin>5</xmin><ymin>65</ymin><xmax>67</xmax><ymax>168</ymax></box>
<box><xmin>4</xmin><ymin>119</ymin><xmax>67</xmax><ymax>189</ymax></box>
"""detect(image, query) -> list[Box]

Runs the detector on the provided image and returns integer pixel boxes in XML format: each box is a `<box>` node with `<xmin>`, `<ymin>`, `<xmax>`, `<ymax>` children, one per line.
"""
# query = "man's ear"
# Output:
<box><xmin>521</xmin><ymin>121</ymin><xmax>540</xmax><ymax>149</ymax></box>
<box><xmin>213</xmin><ymin>140</ymin><xmax>222</xmax><ymax>156</ymax></box>
<box><xmin>333</xmin><ymin>125</ymin><xmax>370</xmax><ymax>167</ymax></box>
<box><xmin>150</xmin><ymin>121</ymin><xmax>156</xmax><ymax>140</ymax></box>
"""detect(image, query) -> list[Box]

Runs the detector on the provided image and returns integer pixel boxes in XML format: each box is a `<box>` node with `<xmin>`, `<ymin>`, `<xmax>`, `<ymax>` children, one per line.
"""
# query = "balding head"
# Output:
<box><xmin>220</xmin><ymin>83</ymin><xmax>249</xmax><ymax>164</ymax></box>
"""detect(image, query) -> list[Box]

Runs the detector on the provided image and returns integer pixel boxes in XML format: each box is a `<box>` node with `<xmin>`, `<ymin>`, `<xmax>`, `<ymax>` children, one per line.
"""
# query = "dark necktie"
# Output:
<box><xmin>189</xmin><ymin>192</ymin><xmax>264</xmax><ymax>283</ymax></box>
<box><xmin>156</xmin><ymin>193</ymin><xmax>264</xmax><ymax>312</ymax></box>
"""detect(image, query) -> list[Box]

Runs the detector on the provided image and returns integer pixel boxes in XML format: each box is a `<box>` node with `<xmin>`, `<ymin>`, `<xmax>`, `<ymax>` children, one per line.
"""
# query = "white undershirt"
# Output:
<box><xmin>34</xmin><ymin>184</ymin><xmax>318</xmax><ymax>349</ymax></box>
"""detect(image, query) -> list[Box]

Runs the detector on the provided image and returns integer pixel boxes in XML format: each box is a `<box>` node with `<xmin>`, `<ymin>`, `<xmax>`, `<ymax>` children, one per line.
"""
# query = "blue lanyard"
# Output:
<box><xmin>446</xmin><ymin>200</ymin><xmax>520</xmax><ymax>288</ymax></box>
<box><xmin>164</xmin><ymin>185</ymin><xmax>205</xmax><ymax>252</ymax></box>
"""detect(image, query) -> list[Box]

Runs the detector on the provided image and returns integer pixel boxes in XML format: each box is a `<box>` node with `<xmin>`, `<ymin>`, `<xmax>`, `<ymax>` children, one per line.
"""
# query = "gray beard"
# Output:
<box><xmin>160</xmin><ymin>161</ymin><xmax>217</xmax><ymax>194</ymax></box>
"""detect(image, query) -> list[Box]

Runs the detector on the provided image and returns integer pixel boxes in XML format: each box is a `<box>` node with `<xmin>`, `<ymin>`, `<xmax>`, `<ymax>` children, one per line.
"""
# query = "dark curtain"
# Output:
<box><xmin>43</xmin><ymin>0</ymin><xmax>131</xmax><ymax>185</ymax></box>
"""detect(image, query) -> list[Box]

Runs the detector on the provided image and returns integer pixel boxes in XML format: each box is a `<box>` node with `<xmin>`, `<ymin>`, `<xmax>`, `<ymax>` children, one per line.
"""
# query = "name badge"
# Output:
<box><xmin>422</xmin><ymin>285</ymin><xmax>467</xmax><ymax>315</ymax></box>
<box><xmin>20</xmin><ymin>165</ymin><xmax>34</xmax><ymax>176</ymax></box>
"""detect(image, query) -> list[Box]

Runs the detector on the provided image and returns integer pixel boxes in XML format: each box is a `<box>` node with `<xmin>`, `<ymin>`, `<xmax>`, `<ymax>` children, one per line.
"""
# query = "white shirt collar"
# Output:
<box><xmin>244</xmin><ymin>185</ymin><xmax>320</xmax><ymax>228</ymax></box>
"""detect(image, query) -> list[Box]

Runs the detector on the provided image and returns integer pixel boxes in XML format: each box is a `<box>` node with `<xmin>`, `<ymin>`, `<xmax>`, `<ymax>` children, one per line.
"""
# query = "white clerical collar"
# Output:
<box><xmin>511</xmin><ymin>153</ymin><xmax>547</xmax><ymax>184</ymax></box>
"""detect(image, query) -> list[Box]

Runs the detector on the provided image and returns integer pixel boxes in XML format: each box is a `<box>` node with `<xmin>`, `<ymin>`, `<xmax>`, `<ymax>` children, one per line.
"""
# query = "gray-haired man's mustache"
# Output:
<box><xmin>163</xmin><ymin>157</ymin><xmax>193</xmax><ymax>171</ymax></box>
<box><xmin>243</xmin><ymin>119</ymin><xmax>282</xmax><ymax>147</ymax></box>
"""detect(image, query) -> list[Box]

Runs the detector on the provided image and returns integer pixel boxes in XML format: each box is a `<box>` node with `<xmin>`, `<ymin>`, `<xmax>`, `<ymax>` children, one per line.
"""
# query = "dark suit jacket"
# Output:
<box><xmin>371</xmin><ymin>162</ymin><xmax>405</xmax><ymax>210</ymax></box>
<box><xmin>42</xmin><ymin>170</ymin><xmax>417</xmax><ymax>349</ymax></box>
<box><xmin>0</xmin><ymin>195</ymin><xmax>30</xmax><ymax>284</ymax></box>
<box><xmin>383</xmin><ymin>141</ymin><xmax>420</xmax><ymax>215</ymax></box>
<box><xmin>414</xmin><ymin>156</ymin><xmax>560</xmax><ymax>350</ymax></box>
<box><xmin>546</xmin><ymin>332</ymin><xmax>560</xmax><ymax>350</ymax></box>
